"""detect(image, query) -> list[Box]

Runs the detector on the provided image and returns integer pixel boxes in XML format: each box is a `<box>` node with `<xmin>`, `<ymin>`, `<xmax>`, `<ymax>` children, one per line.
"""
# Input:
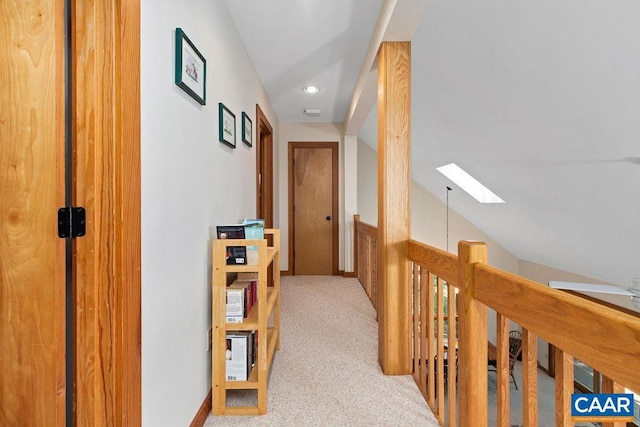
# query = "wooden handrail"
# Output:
<box><xmin>408</xmin><ymin>239</ymin><xmax>458</xmax><ymax>286</ymax></box>
<box><xmin>474</xmin><ymin>263</ymin><xmax>640</xmax><ymax>393</ymax></box>
<box><xmin>355</xmin><ymin>217</ymin><xmax>378</xmax><ymax>237</ymax></box>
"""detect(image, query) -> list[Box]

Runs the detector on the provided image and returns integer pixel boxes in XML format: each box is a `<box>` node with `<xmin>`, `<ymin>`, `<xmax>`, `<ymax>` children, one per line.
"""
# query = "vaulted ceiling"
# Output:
<box><xmin>224</xmin><ymin>1</ymin><xmax>640</xmax><ymax>291</ymax></box>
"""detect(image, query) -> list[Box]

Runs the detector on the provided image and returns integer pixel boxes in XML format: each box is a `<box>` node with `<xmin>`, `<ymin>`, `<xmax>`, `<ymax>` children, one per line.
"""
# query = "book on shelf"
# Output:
<box><xmin>217</xmin><ymin>224</ymin><xmax>246</xmax><ymax>265</ymax></box>
<box><xmin>234</xmin><ymin>273</ymin><xmax>258</xmax><ymax>306</ymax></box>
<box><xmin>225</xmin><ymin>286</ymin><xmax>245</xmax><ymax>323</ymax></box>
<box><xmin>227</xmin><ymin>280</ymin><xmax>255</xmax><ymax>319</ymax></box>
<box><xmin>241</xmin><ymin>219</ymin><xmax>265</xmax><ymax>265</ymax></box>
<box><xmin>225</xmin><ymin>332</ymin><xmax>247</xmax><ymax>381</ymax></box>
<box><xmin>226</xmin><ymin>331</ymin><xmax>254</xmax><ymax>381</ymax></box>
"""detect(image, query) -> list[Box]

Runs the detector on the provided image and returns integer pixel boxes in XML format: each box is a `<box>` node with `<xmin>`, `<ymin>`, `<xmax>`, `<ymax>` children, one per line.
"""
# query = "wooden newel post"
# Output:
<box><xmin>458</xmin><ymin>241</ymin><xmax>488</xmax><ymax>427</ymax></box>
<box><xmin>377</xmin><ymin>41</ymin><xmax>411</xmax><ymax>375</ymax></box>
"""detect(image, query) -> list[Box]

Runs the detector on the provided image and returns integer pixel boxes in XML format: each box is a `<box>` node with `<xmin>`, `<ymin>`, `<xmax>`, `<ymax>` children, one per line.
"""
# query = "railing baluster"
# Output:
<box><xmin>427</xmin><ymin>272</ymin><xmax>436</xmax><ymax>408</ymax></box>
<box><xmin>413</xmin><ymin>262</ymin><xmax>421</xmax><ymax>383</ymax></box>
<box><xmin>522</xmin><ymin>328</ymin><xmax>538</xmax><ymax>427</ymax></box>
<box><xmin>495</xmin><ymin>314</ymin><xmax>510</xmax><ymax>427</ymax></box>
<box><xmin>554</xmin><ymin>347</ymin><xmax>573</xmax><ymax>427</ymax></box>
<box><xmin>420</xmin><ymin>268</ymin><xmax>428</xmax><ymax>395</ymax></box>
<box><xmin>601</xmin><ymin>376</ymin><xmax>626</xmax><ymax>427</ymax></box>
<box><xmin>447</xmin><ymin>282</ymin><xmax>457</xmax><ymax>426</ymax></box>
<box><xmin>437</xmin><ymin>277</ymin><xmax>445</xmax><ymax>417</ymax></box>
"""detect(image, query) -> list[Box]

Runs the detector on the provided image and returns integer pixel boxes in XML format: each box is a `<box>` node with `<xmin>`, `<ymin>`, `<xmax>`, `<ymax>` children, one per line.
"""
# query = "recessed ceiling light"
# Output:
<box><xmin>436</xmin><ymin>163</ymin><xmax>505</xmax><ymax>204</ymax></box>
<box><xmin>302</xmin><ymin>86</ymin><xmax>320</xmax><ymax>94</ymax></box>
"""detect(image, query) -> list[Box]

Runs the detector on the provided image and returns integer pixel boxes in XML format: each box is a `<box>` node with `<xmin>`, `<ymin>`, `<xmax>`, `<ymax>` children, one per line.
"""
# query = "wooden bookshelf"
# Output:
<box><xmin>211</xmin><ymin>229</ymin><xmax>280</xmax><ymax>415</ymax></box>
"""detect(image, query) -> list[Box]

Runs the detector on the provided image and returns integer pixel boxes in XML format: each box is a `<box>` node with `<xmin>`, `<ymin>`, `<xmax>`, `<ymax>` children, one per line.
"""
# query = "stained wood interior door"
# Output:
<box><xmin>0</xmin><ymin>2</ymin><xmax>66</xmax><ymax>425</ymax></box>
<box><xmin>289</xmin><ymin>142</ymin><xmax>338</xmax><ymax>275</ymax></box>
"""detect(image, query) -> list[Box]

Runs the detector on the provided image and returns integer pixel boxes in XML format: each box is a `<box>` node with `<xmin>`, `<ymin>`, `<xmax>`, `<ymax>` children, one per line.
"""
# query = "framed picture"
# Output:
<box><xmin>242</xmin><ymin>112</ymin><xmax>252</xmax><ymax>147</ymax></box>
<box><xmin>219</xmin><ymin>103</ymin><xmax>236</xmax><ymax>148</ymax></box>
<box><xmin>175</xmin><ymin>28</ymin><xmax>206</xmax><ymax>105</ymax></box>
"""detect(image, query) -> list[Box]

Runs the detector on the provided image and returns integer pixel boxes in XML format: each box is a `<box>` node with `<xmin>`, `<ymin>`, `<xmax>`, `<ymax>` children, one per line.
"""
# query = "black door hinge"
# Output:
<box><xmin>57</xmin><ymin>207</ymin><xmax>86</xmax><ymax>238</ymax></box>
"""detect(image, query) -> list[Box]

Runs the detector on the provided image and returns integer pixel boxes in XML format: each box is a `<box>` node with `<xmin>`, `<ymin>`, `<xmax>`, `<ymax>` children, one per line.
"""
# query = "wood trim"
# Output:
<box><xmin>288</xmin><ymin>141</ymin><xmax>340</xmax><ymax>275</ymax></box>
<box><xmin>72</xmin><ymin>0</ymin><xmax>141</xmax><ymax>425</ymax></box>
<box><xmin>189</xmin><ymin>389</ymin><xmax>212</xmax><ymax>427</ymax></box>
<box><xmin>255</xmin><ymin>104</ymin><xmax>273</xmax><ymax>228</ymax></box>
<box><xmin>118</xmin><ymin>1</ymin><xmax>142</xmax><ymax>422</ymax></box>
<box><xmin>377</xmin><ymin>41</ymin><xmax>411</xmax><ymax>374</ymax></box>
<box><xmin>280</xmin><ymin>270</ymin><xmax>292</xmax><ymax>276</ymax></box>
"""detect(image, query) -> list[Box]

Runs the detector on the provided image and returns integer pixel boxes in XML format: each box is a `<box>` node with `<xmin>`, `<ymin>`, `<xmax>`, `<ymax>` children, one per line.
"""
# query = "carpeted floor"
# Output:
<box><xmin>204</xmin><ymin>275</ymin><xmax>439</xmax><ymax>426</ymax></box>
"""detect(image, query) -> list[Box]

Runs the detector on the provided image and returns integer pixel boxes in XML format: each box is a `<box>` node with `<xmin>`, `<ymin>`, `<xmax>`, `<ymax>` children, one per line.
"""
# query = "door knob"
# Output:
<box><xmin>326</xmin><ymin>216</ymin><xmax>331</xmax><ymax>221</ymax></box>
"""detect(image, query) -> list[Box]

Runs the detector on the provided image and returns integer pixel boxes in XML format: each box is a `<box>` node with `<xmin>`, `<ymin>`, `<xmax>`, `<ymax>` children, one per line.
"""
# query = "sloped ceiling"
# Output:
<box><xmin>408</xmin><ymin>0</ymin><xmax>640</xmax><ymax>287</ymax></box>
<box><xmin>225</xmin><ymin>0</ymin><xmax>640</xmax><ymax>288</ymax></box>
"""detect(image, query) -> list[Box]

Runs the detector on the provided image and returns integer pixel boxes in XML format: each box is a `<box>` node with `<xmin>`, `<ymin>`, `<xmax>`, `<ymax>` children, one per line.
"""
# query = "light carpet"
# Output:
<box><xmin>204</xmin><ymin>275</ymin><xmax>439</xmax><ymax>426</ymax></box>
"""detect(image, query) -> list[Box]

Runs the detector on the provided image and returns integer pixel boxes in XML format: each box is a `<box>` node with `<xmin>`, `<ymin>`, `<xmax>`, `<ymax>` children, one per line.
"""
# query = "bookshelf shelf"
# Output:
<box><xmin>212</xmin><ymin>228</ymin><xmax>280</xmax><ymax>416</ymax></box>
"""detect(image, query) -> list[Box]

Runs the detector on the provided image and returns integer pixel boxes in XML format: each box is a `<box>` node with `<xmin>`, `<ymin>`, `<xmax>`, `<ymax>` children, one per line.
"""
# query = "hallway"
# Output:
<box><xmin>205</xmin><ymin>276</ymin><xmax>438</xmax><ymax>426</ymax></box>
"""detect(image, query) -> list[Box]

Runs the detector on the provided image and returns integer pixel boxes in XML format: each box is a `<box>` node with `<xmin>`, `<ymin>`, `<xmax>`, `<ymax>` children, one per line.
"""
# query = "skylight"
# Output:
<box><xmin>436</xmin><ymin>163</ymin><xmax>505</xmax><ymax>204</ymax></box>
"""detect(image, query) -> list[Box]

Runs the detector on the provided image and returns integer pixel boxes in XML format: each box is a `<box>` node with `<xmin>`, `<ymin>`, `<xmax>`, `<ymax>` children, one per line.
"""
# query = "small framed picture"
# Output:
<box><xmin>174</xmin><ymin>28</ymin><xmax>206</xmax><ymax>105</ymax></box>
<box><xmin>219</xmin><ymin>103</ymin><xmax>236</xmax><ymax>148</ymax></box>
<box><xmin>242</xmin><ymin>112</ymin><xmax>252</xmax><ymax>147</ymax></box>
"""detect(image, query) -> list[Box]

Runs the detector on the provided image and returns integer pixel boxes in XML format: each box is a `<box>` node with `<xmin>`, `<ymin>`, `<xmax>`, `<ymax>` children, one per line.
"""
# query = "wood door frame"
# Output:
<box><xmin>255</xmin><ymin>104</ymin><xmax>273</xmax><ymax>228</ymax></box>
<box><xmin>72</xmin><ymin>1</ymin><xmax>141</xmax><ymax>425</ymax></box>
<box><xmin>288</xmin><ymin>142</ymin><xmax>339</xmax><ymax>276</ymax></box>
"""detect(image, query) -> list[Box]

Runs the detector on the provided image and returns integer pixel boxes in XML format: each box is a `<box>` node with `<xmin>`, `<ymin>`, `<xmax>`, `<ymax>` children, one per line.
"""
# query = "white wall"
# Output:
<box><xmin>277</xmin><ymin>122</ymin><xmax>344</xmax><ymax>271</ymax></box>
<box><xmin>357</xmin><ymin>138</ymin><xmax>377</xmax><ymax>225</ymax></box>
<box><xmin>357</xmin><ymin>140</ymin><xmax>518</xmax><ymax>272</ymax></box>
<box><xmin>141</xmin><ymin>1</ymin><xmax>278</xmax><ymax>425</ymax></box>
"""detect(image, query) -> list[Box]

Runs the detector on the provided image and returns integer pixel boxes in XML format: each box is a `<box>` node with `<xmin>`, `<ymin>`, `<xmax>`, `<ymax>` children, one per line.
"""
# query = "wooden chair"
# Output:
<box><xmin>488</xmin><ymin>330</ymin><xmax>523</xmax><ymax>390</ymax></box>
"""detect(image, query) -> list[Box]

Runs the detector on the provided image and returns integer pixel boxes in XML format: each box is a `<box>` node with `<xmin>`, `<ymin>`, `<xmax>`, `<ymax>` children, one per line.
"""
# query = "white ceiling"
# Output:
<box><xmin>224</xmin><ymin>0</ymin><xmax>384</xmax><ymax>122</ymax></box>
<box><xmin>225</xmin><ymin>1</ymin><xmax>640</xmax><ymax>289</ymax></box>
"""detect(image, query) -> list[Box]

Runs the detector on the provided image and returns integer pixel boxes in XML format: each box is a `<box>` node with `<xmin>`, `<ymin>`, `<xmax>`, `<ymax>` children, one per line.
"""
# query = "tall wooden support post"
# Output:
<box><xmin>458</xmin><ymin>241</ymin><xmax>489</xmax><ymax>427</ymax></box>
<box><xmin>377</xmin><ymin>41</ymin><xmax>412</xmax><ymax>374</ymax></box>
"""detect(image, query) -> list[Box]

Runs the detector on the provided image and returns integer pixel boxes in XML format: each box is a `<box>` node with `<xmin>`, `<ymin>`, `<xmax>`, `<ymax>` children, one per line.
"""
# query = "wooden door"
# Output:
<box><xmin>1</xmin><ymin>2</ymin><xmax>141</xmax><ymax>425</ymax></box>
<box><xmin>0</xmin><ymin>2</ymin><xmax>66</xmax><ymax>425</ymax></box>
<box><xmin>289</xmin><ymin>142</ymin><xmax>338</xmax><ymax>275</ymax></box>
